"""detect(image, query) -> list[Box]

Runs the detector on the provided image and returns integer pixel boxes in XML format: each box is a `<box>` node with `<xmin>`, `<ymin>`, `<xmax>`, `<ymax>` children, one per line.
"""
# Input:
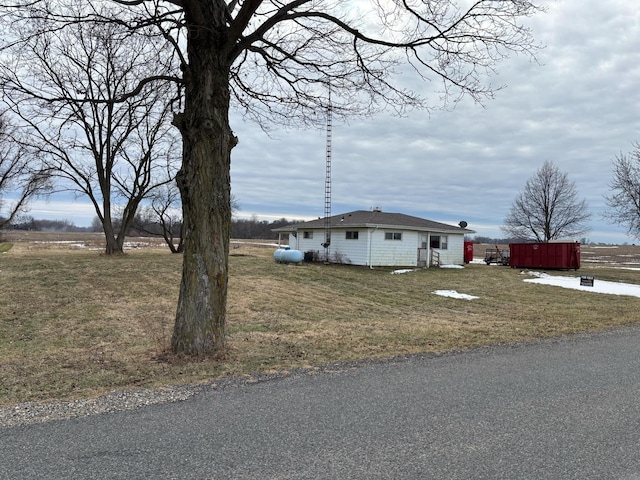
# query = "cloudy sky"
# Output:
<box><xmin>19</xmin><ymin>0</ymin><xmax>640</xmax><ymax>243</ymax></box>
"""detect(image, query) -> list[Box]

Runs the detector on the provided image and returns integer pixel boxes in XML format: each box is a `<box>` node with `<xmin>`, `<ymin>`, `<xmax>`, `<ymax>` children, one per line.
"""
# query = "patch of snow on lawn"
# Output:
<box><xmin>440</xmin><ymin>264</ymin><xmax>464</xmax><ymax>269</ymax></box>
<box><xmin>522</xmin><ymin>272</ymin><xmax>640</xmax><ymax>298</ymax></box>
<box><xmin>433</xmin><ymin>290</ymin><xmax>479</xmax><ymax>300</ymax></box>
<box><xmin>236</xmin><ymin>242</ymin><xmax>281</xmax><ymax>247</ymax></box>
<box><xmin>391</xmin><ymin>269</ymin><xmax>415</xmax><ymax>274</ymax></box>
<box><xmin>33</xmin><ymin>240</ymin><xmax>87</xmax><ymax>248</ymax></box>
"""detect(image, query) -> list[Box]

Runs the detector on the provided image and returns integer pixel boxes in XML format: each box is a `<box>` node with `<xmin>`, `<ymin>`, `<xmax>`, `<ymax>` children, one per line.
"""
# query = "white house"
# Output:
<box><xmin>273</xmin><ymin>209</ymin><xmax>474</xmax><ymax>267</ymax></box>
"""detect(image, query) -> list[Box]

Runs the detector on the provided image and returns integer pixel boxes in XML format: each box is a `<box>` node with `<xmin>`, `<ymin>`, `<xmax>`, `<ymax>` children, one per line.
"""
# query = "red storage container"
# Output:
<box><xmin>464</xmin><ymin>241</ymin><xmax>474</xmax><ymax>263</ymax></box>
<box><xmin>509</xmin><ymin>242</ymin><xmax>580</xmax><ymax>270</ymax></box>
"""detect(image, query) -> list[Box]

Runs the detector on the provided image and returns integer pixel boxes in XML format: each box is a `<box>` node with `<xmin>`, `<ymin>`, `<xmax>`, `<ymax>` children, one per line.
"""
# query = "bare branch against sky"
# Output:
<box><xmin>604</xmin><ymin>143</ymin><xmax>640</xmax><ymax>241</ymax></box>
<box><xmin>1</xmin><ymin>2</ymin><xmax>639</xmax><ymax>245</ymax></box>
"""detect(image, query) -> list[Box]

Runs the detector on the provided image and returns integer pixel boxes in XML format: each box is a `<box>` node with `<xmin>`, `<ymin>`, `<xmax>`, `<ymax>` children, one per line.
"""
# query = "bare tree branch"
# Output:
<box><xmin>0</xmin><ymin>112</ymin><xmax>51</xmax><ymax>230</ymax></box>
<box><xmin>0</xmin><ymin>4</ymin><xmax>180</xmax><ymax>253</ymax></box>
<box><xmin>604</xmin><ymin>143</ymin><xmax>640</xmax><ymax>240</ymax></box>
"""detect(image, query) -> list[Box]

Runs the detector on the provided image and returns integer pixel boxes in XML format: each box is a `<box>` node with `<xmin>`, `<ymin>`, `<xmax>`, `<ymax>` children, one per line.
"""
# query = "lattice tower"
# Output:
<box><xmin>322</xmin><ymin>90</ymin><xmax>332</xmax><ymax>260</ymax></box>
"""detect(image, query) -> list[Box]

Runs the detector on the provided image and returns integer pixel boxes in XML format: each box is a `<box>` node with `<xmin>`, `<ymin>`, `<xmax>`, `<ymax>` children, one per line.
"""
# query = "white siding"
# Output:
<box><xmin>290</xmin><ymin>227</ymin><xmax>466</xmax><ymax>267</ymax></box>
<box><xmin>369</xmin><ymin>229</ymin><xmax>419</xmax><ymax>267</ymax></box>
<box><xmin>294</xmin><ymin>229</ymin><xmax>323</xmax><ymax>254</ymax></box>
<box><xmin>431</xmin><ymin>234</ymin><xmax>465</xmax><ymax>265</ymax></box>
<box><xmin>327</xmin><ymin>229</ymin><xmax>369</xmax><ymax>265</ymax></box>
<box><xmin>294</xmin><ymin>228</ymin><xmax>370</xmax><ymax>264</ymax></box>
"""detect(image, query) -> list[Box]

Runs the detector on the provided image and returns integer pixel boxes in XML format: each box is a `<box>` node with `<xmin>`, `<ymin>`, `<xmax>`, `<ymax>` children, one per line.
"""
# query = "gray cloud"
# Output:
<box><xmin>231</xmin><ymin>0</ymin><xmax>640</xmax><ymax>242</ymax></box>
<box><xmin>9</xmin><ymin>1</ymin><xmax>639</xmax><ymax>243</ymax></box>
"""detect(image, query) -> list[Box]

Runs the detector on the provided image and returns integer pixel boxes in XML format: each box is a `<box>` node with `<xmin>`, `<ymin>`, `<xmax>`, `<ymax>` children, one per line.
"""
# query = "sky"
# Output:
<box><xmin>12</xmin><ymin>0</ymin><xmax>640</xmax><ymax>244</ymax></box>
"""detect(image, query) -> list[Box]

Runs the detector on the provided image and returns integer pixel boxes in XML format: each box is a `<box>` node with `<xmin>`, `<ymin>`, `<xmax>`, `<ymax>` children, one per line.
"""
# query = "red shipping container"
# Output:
<box><xmin>509</xmin><ymin>242</ymin><xmax>580</xmax><ymax>270</ymax></box>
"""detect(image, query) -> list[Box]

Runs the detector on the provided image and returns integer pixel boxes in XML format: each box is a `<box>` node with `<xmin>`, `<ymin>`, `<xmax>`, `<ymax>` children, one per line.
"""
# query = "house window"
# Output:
<box><xmin>303</xmin><ymin>231</ymin><xmax>313</xmax><ymax>239</ymax></box>
<box><xmin>345</xmin><ymin>231</ymin><xmax>359</xmax><ymax>240</ymax></box>
<box><xmin>430</xmin><ymin>235</ymin><xmax>448</xmax><ymax>249</ymax></box>
<box><xmin>385</xmin><ymin>232</ymin><xmax>402</xmax><ymax>241</ymax></box>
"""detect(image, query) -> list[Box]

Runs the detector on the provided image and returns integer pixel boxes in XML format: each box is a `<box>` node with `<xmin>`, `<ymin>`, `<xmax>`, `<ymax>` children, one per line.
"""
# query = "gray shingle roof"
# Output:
<box><xmin>273</xmin><ymin>210</ymin><xmax>475</xmax><ymax>234</ymax></box>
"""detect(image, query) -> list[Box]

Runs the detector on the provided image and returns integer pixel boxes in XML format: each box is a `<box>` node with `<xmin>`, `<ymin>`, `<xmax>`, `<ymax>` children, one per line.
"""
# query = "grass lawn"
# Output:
<box><xmin>1</xmin><ymin>233</ymin><xmax>639</xmax><ymax>406</ymax></box>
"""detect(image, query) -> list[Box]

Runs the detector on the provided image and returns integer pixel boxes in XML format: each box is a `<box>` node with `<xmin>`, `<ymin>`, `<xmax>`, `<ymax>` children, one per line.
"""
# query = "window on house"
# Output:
<box><xmin>345</xmin><ymin>231</ymin><xmax>359</xmax><ymax>240</ymax></box>
<box><xmin>303</xmin><ymin>231</ymin><xmax>313</xmax><ymax>239</ymax></box>
<box><xmin>430</xmin><ymin>235</ymin><xmax>448</xmax><ymax>249</ymax></box>
<box><xmin>385</xmin><ymin>232</ymin><xmax>402</xmax><ymax>240</ymax></box>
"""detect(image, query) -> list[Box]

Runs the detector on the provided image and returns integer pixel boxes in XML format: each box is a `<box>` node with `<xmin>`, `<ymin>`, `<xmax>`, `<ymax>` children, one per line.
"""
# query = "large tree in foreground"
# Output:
<box><xmin>502</xmin><ymin>160</ymin><xmax>591</xmax><ymax>242</ymax></box>
<box><xmin>604</xmin><ymin>143</ymin><xmax>640</xmax><ymax>240</ymax></box>
<box><xmin>1</xmin><ymin>0</ymin><xmax>542</xmax><ymax>355</ymax></box>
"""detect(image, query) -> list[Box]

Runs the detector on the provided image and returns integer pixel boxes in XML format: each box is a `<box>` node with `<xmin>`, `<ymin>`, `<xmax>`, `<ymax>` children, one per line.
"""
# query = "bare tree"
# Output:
<box><xmin>136</xmin><ymin>183</ymin><xmax>185</xmax><ymax>253</ymax></box>
<box><xmin>0</xmin><ymin>113</ymin><xmax>50</xmax><ymax>234</ymax></box>
<box><xmin>1</xmin><ymin>0</ymin><xmax>543</xmax><ymax>355</ymax></box>
<box><xmin>502</xmin><ymin>161</ymin><xmax>591</xmax><ymax>242</ymax></box>
<box><xmin>0</xmin><ymin>5</ymin><xmax>180</xmax><ymax>254</ymax></box>
<box><xmin>137</xmin><ymin>189</ymin><xmax>239</xmax><ymax>253</ymax></box>
<box><xmin>604</xmin><ymin>143</ymin><xmax>640</xmax><ymax>240</ymax></box>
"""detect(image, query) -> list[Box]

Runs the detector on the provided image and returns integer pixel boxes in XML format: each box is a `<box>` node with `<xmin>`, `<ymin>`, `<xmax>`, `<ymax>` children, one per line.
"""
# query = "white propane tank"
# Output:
<box><xmin>273</xmin><ymin>247</ymin><xmax>304</xmax><ymax>264</ymax></box>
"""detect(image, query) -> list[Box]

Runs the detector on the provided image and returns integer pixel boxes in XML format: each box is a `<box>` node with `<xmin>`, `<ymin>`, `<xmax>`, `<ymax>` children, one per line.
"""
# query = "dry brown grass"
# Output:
<box><xmin>1</xmin><ymin>233</ymin><xmax>640</xmax><ymax>406</ymax></box>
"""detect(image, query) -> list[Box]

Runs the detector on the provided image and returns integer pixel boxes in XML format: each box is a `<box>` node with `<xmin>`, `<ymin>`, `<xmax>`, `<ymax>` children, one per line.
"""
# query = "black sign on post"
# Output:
<box><xmin>580</xmin><ymin>275</ymin><xmax>595</xmax><ymax>287</ymax></box>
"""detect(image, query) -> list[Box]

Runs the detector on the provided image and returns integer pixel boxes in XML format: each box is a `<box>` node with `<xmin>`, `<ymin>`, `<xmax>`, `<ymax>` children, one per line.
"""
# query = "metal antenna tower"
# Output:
<box><xmin>322</xmin><ymin>88</ymin><xmax>332</xmax><ymax>260</ymax></box>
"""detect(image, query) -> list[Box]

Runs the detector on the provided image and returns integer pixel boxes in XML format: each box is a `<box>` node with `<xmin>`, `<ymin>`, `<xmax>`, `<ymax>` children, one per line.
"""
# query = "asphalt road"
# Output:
<box><xmin>2</xmin><ymin>327</ymin><xmax>640</xmax><ymax>479</ymax></box>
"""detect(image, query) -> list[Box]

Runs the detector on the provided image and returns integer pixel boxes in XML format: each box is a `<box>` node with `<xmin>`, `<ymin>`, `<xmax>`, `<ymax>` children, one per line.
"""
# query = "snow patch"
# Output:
<box><xmin>391</xmin><ymin>269</ymin><xmax>415</xmax><ymax>275</ymax></box>
<box><xmin>522</xmin><ymin>273</ymin><xmax>640</xmax><ymax>298</ymax></box>
<box><xmin>433</xmin><ymin>290</ymin><xmax>479</xmax><ymax>300</ymax></box>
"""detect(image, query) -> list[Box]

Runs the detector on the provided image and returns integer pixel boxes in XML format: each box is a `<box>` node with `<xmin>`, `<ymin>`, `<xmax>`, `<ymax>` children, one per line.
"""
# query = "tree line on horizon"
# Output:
<box><xmin>5</xmin><ymin>215</ymin><xmax>607</xmax><ymax>246</ymax></box>
<box><xmin>5</xmin><ymin>215</ymin><xmax>300</xmax><ymax>240</ymax></box>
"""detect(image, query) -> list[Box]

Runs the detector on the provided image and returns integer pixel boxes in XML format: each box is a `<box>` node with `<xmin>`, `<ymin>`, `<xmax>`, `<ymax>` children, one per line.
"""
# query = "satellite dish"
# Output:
<box><xmin>459</xmin><ymin>221</ymin><xmax>468</xmax><ymax>229</ymax></box>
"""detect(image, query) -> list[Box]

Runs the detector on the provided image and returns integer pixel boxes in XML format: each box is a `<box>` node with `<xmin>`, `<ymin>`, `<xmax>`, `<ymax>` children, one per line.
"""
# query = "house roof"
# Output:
<box><xmin>273</xmin><ymin>210</ymin><xmax>475</xmax><ymax>234</ymax></box>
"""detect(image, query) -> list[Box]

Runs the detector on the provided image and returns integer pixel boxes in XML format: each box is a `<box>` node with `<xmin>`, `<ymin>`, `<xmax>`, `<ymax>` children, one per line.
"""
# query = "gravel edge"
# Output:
<box><xmin>0</xmin><ymin>385</ymin><xmax>205</xmax><ymax>428</ymax></box>
<box><xmin>3</xmin><ymin>327</ymin><xmax>633</xmax><ymax>429</ymax></box>
<box><xmin>0</xmin><ymin>357</ymin><xmax>412</xmax><ymax>428</ymax></box>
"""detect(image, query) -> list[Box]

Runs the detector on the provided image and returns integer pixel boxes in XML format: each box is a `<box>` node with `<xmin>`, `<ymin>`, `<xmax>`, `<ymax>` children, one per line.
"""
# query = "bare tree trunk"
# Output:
<box><xmin>104</xmin><ymin>235</ymin><xmax>122</xmax><ymax>255</ymax></box>
<box><xmin>171</xmin><ymin>24</ymin><xmax>236</xmax><ymax>354</ymax></box>
<box><xmin>102</xmin><ymin>215</ymin><xmax>124</xmax><ymax>255</ymax></box>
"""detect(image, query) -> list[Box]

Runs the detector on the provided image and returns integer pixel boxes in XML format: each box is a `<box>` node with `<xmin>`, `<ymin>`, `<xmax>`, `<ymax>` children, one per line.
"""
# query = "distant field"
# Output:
<box><xmin>1</xmin><ymin>231</ymin><xmax>639</xmax><ymax>406</ymax></box>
